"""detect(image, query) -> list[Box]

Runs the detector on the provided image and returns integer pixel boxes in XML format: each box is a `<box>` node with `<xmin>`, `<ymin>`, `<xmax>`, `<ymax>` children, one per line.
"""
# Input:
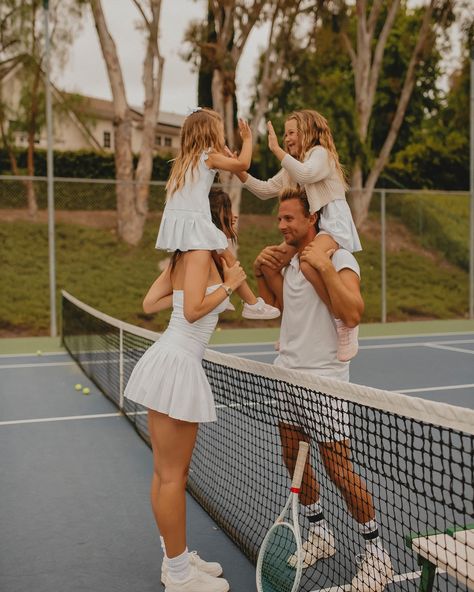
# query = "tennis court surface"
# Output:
<box><xmin>1</xmin><ymin>291</ymin><xmax>473</xmax><ymax>592</ymax></box>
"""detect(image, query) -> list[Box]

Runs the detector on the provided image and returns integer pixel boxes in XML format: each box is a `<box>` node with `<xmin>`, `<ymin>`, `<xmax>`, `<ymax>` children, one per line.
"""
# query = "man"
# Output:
<box><xmin>254</xmin><ymin>187</ymin><xmax>393</xmax><ymax>592</ymax></box>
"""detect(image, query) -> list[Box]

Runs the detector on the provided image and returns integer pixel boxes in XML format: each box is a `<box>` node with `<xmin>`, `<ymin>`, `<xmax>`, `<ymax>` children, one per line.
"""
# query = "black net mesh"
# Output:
<box><xmin>62</xmin><ymin>292</ymin><xmax>474</xmax><ymax>592</ymax></box>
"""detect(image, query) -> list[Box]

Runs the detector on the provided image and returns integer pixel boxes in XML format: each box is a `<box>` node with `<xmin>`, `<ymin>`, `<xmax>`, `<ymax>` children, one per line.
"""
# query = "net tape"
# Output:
<box><xmin>62</xmin><ymin>291</ymin><xmax>474</xmax><ymax>592</ymax></box>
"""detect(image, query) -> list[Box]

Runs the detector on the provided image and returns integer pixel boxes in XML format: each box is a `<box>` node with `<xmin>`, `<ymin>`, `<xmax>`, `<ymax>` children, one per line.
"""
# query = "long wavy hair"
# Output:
<box><xmin>166</xmin><ymin>108</ymin><xmax>225</xmax><ymax>196</ymax></box>
<box><xmin>286</xmin><ymin>110</ymin><xmax>348</xmax><ymax>189</ymax></box>
<box><xmin>170</xmin><ymin>188</ymin><xmax>236</xmax><ymax>271</ymax></box>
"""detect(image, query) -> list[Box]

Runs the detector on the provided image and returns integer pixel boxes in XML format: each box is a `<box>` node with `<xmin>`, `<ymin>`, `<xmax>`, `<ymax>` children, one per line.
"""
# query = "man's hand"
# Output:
<box><xmin>254</xmin><ymin>244</ymin><xmax>288</xmax><ymax>276</ymax></box>
<box><xmin>300</xmin><ymin>244</ymin><xmax>336</xmax><ymax>271</ymax></box>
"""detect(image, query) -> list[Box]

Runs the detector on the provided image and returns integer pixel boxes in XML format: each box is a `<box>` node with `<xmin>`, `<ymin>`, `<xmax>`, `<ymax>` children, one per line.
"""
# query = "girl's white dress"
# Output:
<box><xmin>124</xmin><ymin>285</ymin><xmax>228</xmax><ymax>423</ymax></box>
<box><xmin>156</xmin><ymin>151</ymin><xmax>229</xmax><ymax>252</ymax></box>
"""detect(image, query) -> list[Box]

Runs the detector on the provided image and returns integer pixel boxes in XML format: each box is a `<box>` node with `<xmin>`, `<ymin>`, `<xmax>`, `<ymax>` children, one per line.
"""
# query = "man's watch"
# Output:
<box><xmin>221</xmin><ymin>284</ymin><xmax>233</xmax><ymax>297</ymax></box>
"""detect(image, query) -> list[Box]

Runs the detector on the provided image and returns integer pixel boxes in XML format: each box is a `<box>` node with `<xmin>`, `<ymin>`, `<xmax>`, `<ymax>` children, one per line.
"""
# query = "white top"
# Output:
<box><xmin>156</xmin><ymin>151</ymin><xmax>229</xmax><ymax>252</ymax></box>
<box><xmin>274</xmin><ymin>249</ymin><xmax>360</xmax><ymax>381</ymax></box>
<box><xmin>243</xmin><ymin>146</ymin><xmax>346</xmax><ymax>213</ymax></box>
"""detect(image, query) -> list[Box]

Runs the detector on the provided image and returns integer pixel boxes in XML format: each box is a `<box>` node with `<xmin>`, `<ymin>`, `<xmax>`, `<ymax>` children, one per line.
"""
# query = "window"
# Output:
<box><xmin>155</xmin><ymin>134</ymin><xmax>162</xmax><ymax>147</ymax></box>
<box><xmin>164</xmin><ymin>136</ymin><xmax>172</xmax><ymax>147</ymax></box>
<box><xmin>103</xmin><ymin>131</ymin><xmax>111</xmax><ymax>148</ymax></box>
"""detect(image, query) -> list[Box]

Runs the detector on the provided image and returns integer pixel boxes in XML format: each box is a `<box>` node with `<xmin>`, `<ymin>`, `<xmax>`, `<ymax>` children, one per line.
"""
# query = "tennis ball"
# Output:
<box><xmin>216</xmin><ymin>327</ymin><xmax>222</xmax><ymax>332</ymax></box>
<box><xmin>75</xmin><ymin>383</ymin><xmax>82</xmax><ymax>391</ymax></box>
<box><xmin>82</xmin><ymin>387</ymin><xmax>90</xmax><ymax>395</ymax></box>
<box><xmin>36</xmin><ymin>350</ymin><xmax>42</xmax><ymax>356</ymax></box>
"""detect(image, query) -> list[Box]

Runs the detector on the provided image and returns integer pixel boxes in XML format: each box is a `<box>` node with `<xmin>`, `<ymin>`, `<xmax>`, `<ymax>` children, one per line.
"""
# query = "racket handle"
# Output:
<box><xmin>291</xmin><ymin>441</ymin><xmax>309</xmax><ymax>492</ymax></box>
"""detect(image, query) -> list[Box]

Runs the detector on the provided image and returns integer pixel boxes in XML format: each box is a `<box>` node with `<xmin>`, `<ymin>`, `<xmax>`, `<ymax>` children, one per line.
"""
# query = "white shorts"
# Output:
<box><xmin>319</xmin><ymin>199</ymin><xmax>362</xmax><ymax>253</ymax></box>
<box><xmin>276</xmin><ymin>383</ymin><xmax>351</xmax><ymax>443</ymax></box>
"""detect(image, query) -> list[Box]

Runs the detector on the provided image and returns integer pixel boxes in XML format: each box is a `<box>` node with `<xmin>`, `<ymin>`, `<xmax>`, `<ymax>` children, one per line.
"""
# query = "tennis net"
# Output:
<box><xmin>61</xmin><ymin>290</ymin><xmax>474</xmax><ymax>592</ymax></box>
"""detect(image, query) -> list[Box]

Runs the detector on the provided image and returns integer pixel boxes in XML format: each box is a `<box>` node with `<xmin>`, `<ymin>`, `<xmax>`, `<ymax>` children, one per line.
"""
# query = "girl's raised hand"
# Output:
<box><xmin>238</xmin><ymin>118</ymin><xmax>252</xmax><ymax>142</ymax></box>
<box><xmin>267</xmin><ymin>121</ymin><xmax>280</xmax><ymax>154</ymax></box>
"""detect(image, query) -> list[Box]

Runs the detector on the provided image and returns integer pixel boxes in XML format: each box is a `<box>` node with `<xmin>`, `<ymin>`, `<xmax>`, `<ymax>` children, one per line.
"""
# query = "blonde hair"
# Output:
<box><xmin>166</xmin><ymin>108</ymin><xmax>225</xmax><ymax>195</ymax></box>
<box><xmin>286</xmin><ymin>110</ymin><xmax>348</xmax><ymax>188</ymax></box>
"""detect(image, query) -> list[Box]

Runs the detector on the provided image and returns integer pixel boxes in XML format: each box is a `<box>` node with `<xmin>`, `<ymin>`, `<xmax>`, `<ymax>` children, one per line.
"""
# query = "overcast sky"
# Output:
<box><xmin>55</xmin><ymin>0</ymin><xmax>462</xmax><ymax>119</ymax></box>
<box><xmin>56</xmin><ymin>0</ymin><xmax>268</xmax><ymax>117</ymax></box>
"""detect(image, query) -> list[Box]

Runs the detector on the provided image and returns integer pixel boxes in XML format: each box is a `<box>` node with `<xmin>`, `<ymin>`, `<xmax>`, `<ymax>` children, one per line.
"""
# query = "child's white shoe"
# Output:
<box><xmin>335</xmin><ymin>319</ymin><xmax>359</xmax><ymax>361</ymax></box>
<box><xmin>242</xmin><ymin>297</ymin><xmax>280</xmax><ymax>320</ymax></box>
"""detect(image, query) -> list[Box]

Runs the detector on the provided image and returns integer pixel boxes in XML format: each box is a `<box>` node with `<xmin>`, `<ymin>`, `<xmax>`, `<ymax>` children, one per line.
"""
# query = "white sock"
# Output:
<box><xmin>160</xmin><ymin>536</ymin><xmax>167</xmax><ymax>558</ymax></box>
<box><xmin>305</xmin><ymin>501</ymin><xmax>331</xmax><ymax>535</ymax></box>
<box><xmin>359</xmin><ymin>519</ymin><xmax>385</xmax><ymax>556</ymax></box>
<box><xmin>167</xmin><ymin>548</ymin><xmax>191</xmax><ymax>582</ymax></box>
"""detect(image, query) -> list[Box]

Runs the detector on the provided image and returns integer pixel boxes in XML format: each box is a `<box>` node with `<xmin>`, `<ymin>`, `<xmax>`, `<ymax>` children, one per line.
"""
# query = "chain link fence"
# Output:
<box><xmin>0</xmin><ymin>175</ymin><xmax>471</xmax><ymax>335</ymax></box>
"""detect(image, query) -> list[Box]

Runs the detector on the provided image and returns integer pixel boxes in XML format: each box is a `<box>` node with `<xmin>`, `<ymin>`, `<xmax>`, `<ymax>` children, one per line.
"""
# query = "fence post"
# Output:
<box><xmin>381</xmin><ymin>190</ymin><xmax>387</xmax><ymax>323</ymax></box>
<box><xmin>43</xmin><ymin>0</ymin><xmax>57</xmax><ymax>336</ymax></box>
<box><xmin>470</xmin><ymin>47</ymin><xmax>474</xmax><ymax>319</ymax></box>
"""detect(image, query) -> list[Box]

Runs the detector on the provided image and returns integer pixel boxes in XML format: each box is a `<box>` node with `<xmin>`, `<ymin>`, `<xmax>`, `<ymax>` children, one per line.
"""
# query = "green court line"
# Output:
<box><xmin>1</xmin><ymin>319</ymin><xmax>474</xmax><ymax>354</ymax></box>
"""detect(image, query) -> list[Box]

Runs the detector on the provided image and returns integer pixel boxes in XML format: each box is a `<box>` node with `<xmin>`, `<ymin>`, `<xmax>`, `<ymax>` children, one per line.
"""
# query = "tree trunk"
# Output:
<box><xmin>90</xmin><ymin>0</ymin><xmax>137</xmax><ymax>243</ymax></box>
<box><xmin>344</xmin><ymin>0</ymin><xmax>436</xmax><ymax>227</ymax></box>
<box><xmin>129</xmin><ymin>0</ymin><xmax>164</xmax><ymax>245</ymax></box>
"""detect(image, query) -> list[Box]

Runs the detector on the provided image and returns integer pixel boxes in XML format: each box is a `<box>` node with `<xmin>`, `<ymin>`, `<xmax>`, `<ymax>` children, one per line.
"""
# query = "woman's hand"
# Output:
<box><xmin>222</xmin><ymin>258</ymin><xmax>246</xmax><ymax>291</ymax></box>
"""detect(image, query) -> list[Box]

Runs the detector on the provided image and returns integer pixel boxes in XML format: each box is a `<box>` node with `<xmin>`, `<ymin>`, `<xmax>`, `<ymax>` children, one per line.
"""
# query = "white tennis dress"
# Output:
<box><xmin>124</xmin><ymin>285</ymin><xmax>228</xmax><ymax>423</ymax></box>
<box><xmin>156</xmin><ymin>150</ymin><xmax>229</xmax><ymax>252</ymax></box>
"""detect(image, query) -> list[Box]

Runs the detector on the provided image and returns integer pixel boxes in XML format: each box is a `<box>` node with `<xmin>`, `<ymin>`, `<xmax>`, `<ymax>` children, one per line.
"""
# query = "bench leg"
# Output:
<box><xmin>418</xmin><ymin>557</ymin><xmax>437</xmax><ymax>592</ymax></box>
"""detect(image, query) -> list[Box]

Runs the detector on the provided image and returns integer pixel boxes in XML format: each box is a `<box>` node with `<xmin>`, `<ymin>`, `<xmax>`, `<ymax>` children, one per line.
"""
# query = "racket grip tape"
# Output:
<box><xmin>291</xmin><ymin>441</ymin><xmax>309</xmax><ymax>491</ymax></box>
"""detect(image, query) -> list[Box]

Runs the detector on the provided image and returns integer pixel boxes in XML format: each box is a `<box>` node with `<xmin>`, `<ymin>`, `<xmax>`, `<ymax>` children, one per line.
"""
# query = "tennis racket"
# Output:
<box><xmin>256</xmin><ymin>440</ymin><xmax>309</xmax><ymax>592</ymax></box>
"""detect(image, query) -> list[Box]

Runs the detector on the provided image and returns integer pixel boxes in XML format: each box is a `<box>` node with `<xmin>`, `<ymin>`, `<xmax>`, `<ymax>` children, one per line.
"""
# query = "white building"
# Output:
<box><xmin>1</xmin><ymin>65</ymin><xmax>185</xmax><ymax>155</ymax></box>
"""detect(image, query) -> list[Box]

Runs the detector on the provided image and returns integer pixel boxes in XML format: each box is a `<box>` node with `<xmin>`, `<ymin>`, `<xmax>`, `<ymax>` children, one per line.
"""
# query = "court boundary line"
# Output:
<box><xmin>0</xmin><ymin>410</ymin><xmax>148</xmax><ymax>426</ymax></box>
<box><xmin>311</xmin><ymin>567</ymin><xmax>440</xmax><ymax>592</ymax></box>
<box><xmin>0</xmin><ymin>361</ymin><xmax>75</xmax><ymax>370</ymax></box>
<box><xmin>211</xmin><ymin>330</ymin><xmax>474</xmax><ymax>349</ymax></box>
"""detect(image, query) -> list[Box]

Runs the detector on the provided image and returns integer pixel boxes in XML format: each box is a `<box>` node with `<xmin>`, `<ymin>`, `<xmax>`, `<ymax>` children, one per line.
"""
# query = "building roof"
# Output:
<box><xmin>66</xmin><ymin>93</ymin><xmax>186</xmax><ymax>128</ymax></box>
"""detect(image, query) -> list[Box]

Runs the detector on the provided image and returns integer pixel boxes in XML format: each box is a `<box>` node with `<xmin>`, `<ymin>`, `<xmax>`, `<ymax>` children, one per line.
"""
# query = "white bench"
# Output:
<box><xmin>408</xmin><ymin>527</ymin><xmax>474</xmax><ymax>592</ymax></box>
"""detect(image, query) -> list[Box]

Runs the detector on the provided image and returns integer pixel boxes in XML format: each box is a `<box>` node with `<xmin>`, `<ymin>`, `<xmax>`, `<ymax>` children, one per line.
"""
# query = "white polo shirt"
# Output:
<box><xmin>274</xmin><ymin>249</ymin><xmax>360</xmax><ymax>381</ymax></box>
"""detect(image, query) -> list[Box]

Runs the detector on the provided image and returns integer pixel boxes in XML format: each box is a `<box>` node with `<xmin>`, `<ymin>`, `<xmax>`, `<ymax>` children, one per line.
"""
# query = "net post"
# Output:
<box><xmin>119</xmin><ymin>326</ymin><xmax>124</xmax><ymax>410</ymax></box>
<box><xmin>381</xmin><ymin>189</ymin><xmax>387</xmax><ymax>323</ymax></box>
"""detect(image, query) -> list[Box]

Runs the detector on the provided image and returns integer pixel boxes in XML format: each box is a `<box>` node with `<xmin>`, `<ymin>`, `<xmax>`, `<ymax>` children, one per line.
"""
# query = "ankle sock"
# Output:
<box><xmin>167</xmin><ymin>548</ymin><xmax>190</xmax><ymax>582</ymax></box>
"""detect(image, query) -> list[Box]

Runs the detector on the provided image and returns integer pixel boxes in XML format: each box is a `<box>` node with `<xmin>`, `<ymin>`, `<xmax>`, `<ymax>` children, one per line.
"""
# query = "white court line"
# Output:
<box><xmin>425</xmin><ymin>343</ymin><xmax>474</xmax><ymax>355</ymax></box>
<box><xmin>227</xmin><ymin>339</ymin><xmax>474</xmax><ymax>357</ymax></box>
<box><xmin>0</xmin><ymin>409</ymin><xmax>148</xmax><ymax>426</ymax></box>
<box><xmin>398</xmin><ymin>383</ymin><xmax>474</xmax><ymax>394</ymax></box>
<box><xmin>0</xmin><ymin>361</ymin><xmax>75</xmax><ymax>370</ymax></box>
<box><xmin>0</xmin><ymin>351</ymin><xmax>66</xmax><ymax>359</ymax></box>
<box><xmin>311</xmin><ymin>568</ymin><xmax>437</xmax><ymax>592</ymax></box>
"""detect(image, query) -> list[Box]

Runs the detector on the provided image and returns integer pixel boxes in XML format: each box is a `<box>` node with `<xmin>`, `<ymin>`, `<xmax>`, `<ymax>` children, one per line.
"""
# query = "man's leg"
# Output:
<box><xmin>278</xmin><ymin>422</ymin><xmax>336</xmax><ymax>567</ymax></box>
<box><xmin>319</xmin><ymin>439</ymin><xmax>393</xmax><ymax>592</ymax></box>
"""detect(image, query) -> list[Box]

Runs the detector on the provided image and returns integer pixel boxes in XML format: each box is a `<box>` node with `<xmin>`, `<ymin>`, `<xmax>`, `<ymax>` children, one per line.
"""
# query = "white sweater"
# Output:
<box><xmin>243</xmin><ymin>146</ymin><xmax>346</xmax><ymax>213</ymax></box>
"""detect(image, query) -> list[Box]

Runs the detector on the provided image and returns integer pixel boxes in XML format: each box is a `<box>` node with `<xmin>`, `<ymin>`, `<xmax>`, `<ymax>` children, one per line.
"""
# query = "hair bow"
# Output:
<box><xmin>186</xmin><ymin>107</ymin><xmax>202</xmax><ymax>116</ymax></box>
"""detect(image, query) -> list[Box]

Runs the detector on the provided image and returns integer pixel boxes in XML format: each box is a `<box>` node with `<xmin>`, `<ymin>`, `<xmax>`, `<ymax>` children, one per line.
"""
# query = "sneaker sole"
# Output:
<box><xmin>241</xmin><ymin>312</ymin><xmax>281</xmax><ymax>320</ymax></box>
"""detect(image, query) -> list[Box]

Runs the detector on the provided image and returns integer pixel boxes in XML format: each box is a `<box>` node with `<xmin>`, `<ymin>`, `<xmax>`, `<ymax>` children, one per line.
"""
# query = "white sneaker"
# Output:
<box><xmin>335</xmin><ymin>319</ymin><xmax>359</xmax><ymax>361</ymax></box>
<box><xmin>165</xmin><ymin>565</ymin><xmax>229</xmax><ymax>592</ymax></box>
<box><xmin>351</xmin><ymin>548</ymin><xmax>394</xmax><ymax>592</ymax></box>
<box><xmin>162</xmin><ymin>551</ymin><xmax>223</xmax><ymax>586</ymax></box>
<box><xmin>225</xmin><ymin>301</ymin><xmax>236</xmax><ymax>312</ymax></box>
<box><xmin>288</xmin><ymin>529</ymin><xmax>336</xmax><ymax>568</ymax></box>
<box><xmin>242</xmin><ymin>297</ymin><xmax>280</xmax><ymax>320</ymax></box>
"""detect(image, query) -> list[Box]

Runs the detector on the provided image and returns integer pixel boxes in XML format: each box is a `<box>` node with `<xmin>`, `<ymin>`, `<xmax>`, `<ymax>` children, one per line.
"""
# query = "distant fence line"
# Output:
<box><xmin>1</xmin><ymin>175</ymin><xmax>472</xmax><ymax>330</ymax></box>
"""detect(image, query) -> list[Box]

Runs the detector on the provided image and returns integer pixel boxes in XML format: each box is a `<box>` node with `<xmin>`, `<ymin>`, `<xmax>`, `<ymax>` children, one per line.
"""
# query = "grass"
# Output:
<box><xmin>0</xmin><ymin>212</ymin><xmax>469</xmax><ymax>336</ymax></box>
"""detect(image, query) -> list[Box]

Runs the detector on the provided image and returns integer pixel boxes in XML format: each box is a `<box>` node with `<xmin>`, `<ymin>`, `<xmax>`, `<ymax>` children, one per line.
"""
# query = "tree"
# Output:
<box><xmin>185</xmin><ymin>0</ymin><xmax>311</xmax><ymax>212</ymax></box>
<box><xmin>0</xmin><ymin>0</ymin><xmax>84</xmax><ymax>217</ymax></box>
<box><xmin>339</xmin><ymin>0</ymin><xmax>455</xmax><ymax>226</ymax></box>
<box><xmin>89</xmin><ymin>0</ymin><xmax>164</xmax><ymax>245</ymax></box>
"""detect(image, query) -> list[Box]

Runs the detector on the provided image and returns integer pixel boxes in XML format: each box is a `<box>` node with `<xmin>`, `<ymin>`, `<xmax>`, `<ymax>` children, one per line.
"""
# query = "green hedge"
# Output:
<box><xmin>0</xmin><ymin>148</ymin><xmax>172</xmax><ymax>180</ymax></box>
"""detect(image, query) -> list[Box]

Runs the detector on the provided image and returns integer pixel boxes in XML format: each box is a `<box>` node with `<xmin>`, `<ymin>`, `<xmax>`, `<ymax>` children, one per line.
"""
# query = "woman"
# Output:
<box><xmin>125</xmin><ymin>189</ymin><xmax>246</xmax><ymax>592</ymax></box>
